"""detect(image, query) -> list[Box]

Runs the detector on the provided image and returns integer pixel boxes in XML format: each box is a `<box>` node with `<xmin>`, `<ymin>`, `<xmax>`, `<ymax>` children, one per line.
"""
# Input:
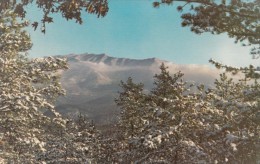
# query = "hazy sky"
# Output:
<box><xmin>27</xmin><ymin>1</ymin><xmax>259</xmax><ymax>67</ymax></box>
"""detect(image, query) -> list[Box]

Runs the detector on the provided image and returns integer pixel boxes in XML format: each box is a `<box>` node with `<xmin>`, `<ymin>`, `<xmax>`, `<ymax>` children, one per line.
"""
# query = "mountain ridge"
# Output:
<box><xmin>58</xmin><ymin>53</ymin><xmax>166</xmax><ymax>67</ymax></box>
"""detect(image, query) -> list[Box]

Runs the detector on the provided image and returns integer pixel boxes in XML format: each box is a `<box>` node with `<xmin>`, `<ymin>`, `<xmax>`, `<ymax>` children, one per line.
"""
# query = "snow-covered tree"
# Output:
<box><xmin>38</xmin><ymin>114</ymin><xmax>100</xmax><ymax>163</ymax></box>
<box><xmin>114</xmin><ymin>63</ymin><xmax>260</xmax><ymax>163</ymax></box>
<box><xmin>206</xmin><ymin>60</ymin><xmax>260</xmax><ymax>163</ymax></box>
<box><xmin>114</xmin><ymin>64</ymin><xmax>213</xmax><ymax>163</ymax></box>
<box><xmin>151</xmin><ymin>63</ymin><xmax>184</xmax><ymax>108</ymax></box>
<box><xmin>0</xmin><ymin>10</ymin><xmax>68</xmax><ymax>162</ymax></box>
<box><xmin>115</xmin><ymin>77</ymin><xmax>146</xmax><ymax>139</ymax></box>
<box><xmin>133</xmin><ymin>63</ymin><xmax>211</xmax><ymax>163</ymax></box>
<box><xmin>108</xmin><ymin>77</ymin><xmax>147</xmax><ymax>162</ymax></box>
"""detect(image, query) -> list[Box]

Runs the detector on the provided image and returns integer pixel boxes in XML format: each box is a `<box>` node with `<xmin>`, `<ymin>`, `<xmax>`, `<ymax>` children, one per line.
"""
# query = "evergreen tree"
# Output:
<box><xmin>111</xmin><ymin>77</ymin><xmax>147</xmax><ymax>162</ymax></box>
<box><xmin>207</xmin><ymin>61</ymin><xmax>260</xmax><ymax>163</ymax></box>
<box><xmin>151</xmin><ymin>63</ymin><xmax>184</xmax><ymax>108</ymax></box>
<box><xmin>114</xmin><ymin>63</ymin><xmax>260</xmax><ymax>163</ymax></box>
<box><xmin>0</xmin><ymin>10</ymin><xmax>67</xmax><ymax>162</ymax></box>
<box><xmin>0</xmin><ymin>1</ymin><xmax>109</xmax><ymax>162</ymax></box>
<box><xmin>115</xmin><ymin>77</ymin><xmax>146</xmax><ymax>139</ymax></box>
<box><xmin>38</xmin><ymin>115</ymin><xmax>99</xmax><ymax>163</ymax></box>
<box><xmin>138</xmin><ymin>64</ymin><xmax>210</xmax><ymax>163</ymax></box>
<box><xmin>115</xmin><ymin>64</ymin><xmax>213</xmax><ymax>163</ymax></box>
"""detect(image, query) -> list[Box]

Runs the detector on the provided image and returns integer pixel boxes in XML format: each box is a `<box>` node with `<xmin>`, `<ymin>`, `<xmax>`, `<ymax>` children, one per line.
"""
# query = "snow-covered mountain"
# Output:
<box><xmin>56</xmin><ymin>53</ymin><xmax>220</xmax><ymax>124</ymax></box>
<box><xmin>65</xmin><ymin>53</ymin><xmax>162</xmax><ymax>66</ymax></box>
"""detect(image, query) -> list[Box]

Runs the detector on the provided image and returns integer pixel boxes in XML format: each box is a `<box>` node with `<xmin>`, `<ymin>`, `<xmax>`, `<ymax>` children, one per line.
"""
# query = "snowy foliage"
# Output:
<box><xmin>114</xmin><ymin>63</ymin><xmax>260</xmax><ymax>163</ymax></box>
<box><xmin>115</xmin><ymin>77</ymin><xmax>146</xmax><ymax>139</ymax></box>
<box><xmin>38</xmin><ymin>115</ymin><xmax>99</xmax><ymax>163</ymax></box>
<box><xmin>0</xmin><ymin>10</ymin><xmax>68</xmax><ymax>163</ymax></box>
<box><xmin>0</xmin><ymin>9</ymin><xmax>104</xmax><ymax>164</ymax></box>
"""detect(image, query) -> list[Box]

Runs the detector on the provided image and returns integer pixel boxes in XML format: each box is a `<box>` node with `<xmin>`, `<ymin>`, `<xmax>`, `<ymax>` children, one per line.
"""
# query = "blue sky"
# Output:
<box><xmin>27</xmin><ymin>1</ymin><xmax>258</xmax><ymax>67</ymax></box>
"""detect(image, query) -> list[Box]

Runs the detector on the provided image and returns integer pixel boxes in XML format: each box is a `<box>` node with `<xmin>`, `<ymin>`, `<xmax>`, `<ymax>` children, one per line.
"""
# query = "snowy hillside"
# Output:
<box><xmin>56</xmin><ymin>53</ymin><xmax>220</xmax><ymax>124</ymax></box>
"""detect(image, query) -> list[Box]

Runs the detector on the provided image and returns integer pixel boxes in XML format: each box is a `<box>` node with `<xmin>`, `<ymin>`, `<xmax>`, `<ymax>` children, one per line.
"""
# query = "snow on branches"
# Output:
<box><xmin>113</xmin><ymin>63</ymin><xmax>260</xmax><ymax>163</ymax></box>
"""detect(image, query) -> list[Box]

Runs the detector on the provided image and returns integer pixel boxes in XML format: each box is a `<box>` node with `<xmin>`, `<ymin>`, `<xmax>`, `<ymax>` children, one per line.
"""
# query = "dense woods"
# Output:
<box><xmin>0</xmin><ymin>0</ymin><xmax>259</xmax><ymax>163</ymax></box>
